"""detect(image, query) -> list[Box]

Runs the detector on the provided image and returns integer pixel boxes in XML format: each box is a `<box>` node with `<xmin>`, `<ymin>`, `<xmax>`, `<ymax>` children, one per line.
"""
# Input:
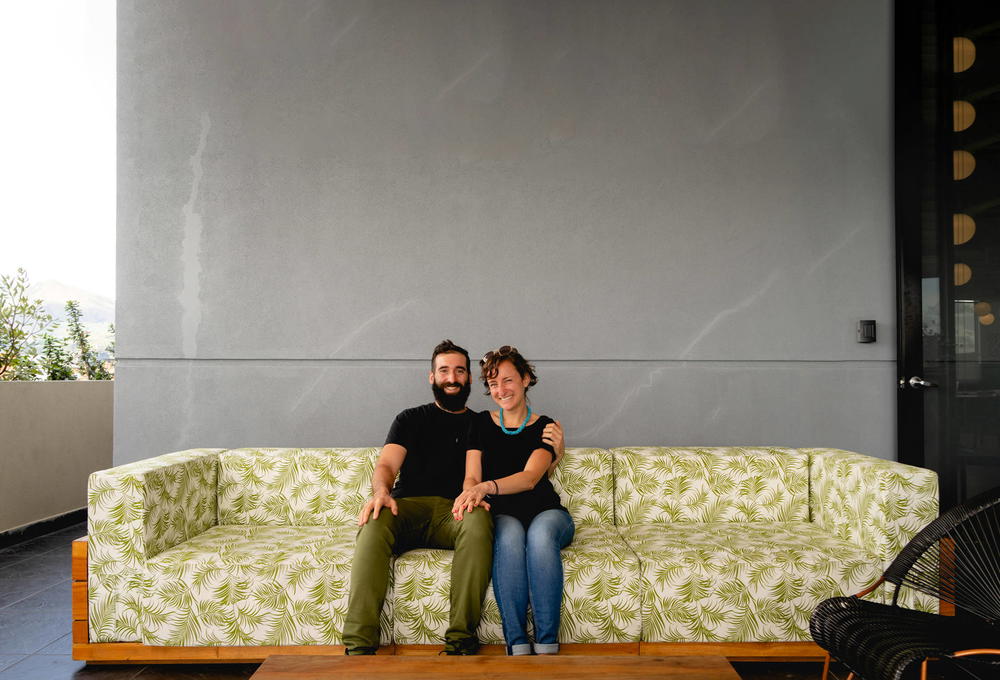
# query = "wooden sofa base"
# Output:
<box><xmin>72</xmin><ymin>538</ymin><xmax>827</xmax><ymax>664</ymax></box>
<box><xmin>72</xmin><ymin>641</ymin><xmax>826</xmax><ymax>665</ymax></box>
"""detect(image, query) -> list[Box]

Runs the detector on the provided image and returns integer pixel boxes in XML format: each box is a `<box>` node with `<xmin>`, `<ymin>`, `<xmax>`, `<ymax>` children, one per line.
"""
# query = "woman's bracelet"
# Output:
<box><xmin>491</xmin><ymin>479</ymin><xmax>500</xmax><ymax>495</ymax></box>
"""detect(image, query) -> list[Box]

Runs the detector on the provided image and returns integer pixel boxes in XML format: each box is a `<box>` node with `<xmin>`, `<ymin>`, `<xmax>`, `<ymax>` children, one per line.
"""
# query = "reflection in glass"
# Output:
<box><xmin>955</xmin><ymin>300</ymin><xmax>978</xmax><ymax>354</ymax></box>
<box><xmin>922</xmin><ymin>278</ymin><xmax>941</xmax><ymax>340</ymax></box>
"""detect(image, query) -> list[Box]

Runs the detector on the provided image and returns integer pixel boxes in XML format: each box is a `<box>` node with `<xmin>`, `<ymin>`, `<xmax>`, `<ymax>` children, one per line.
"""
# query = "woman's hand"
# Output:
<box><xmin>452</xmin><ymin>483</ymin><xmax>491</xmax><ymax>520</ymax></box>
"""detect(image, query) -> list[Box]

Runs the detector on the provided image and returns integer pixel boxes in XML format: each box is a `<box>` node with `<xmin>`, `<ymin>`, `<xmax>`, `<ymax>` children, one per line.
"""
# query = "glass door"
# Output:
<box><xmin>896</xmin><ymin>1</ymin><xmax>1000</xmax><ymax>511</ymax></box>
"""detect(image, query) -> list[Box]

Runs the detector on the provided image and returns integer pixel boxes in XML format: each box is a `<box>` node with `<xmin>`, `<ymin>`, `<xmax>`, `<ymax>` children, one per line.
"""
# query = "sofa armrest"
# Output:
<box><xmin>86</xmin><ymin>449</ymin><xmax>222</xmax><ymax>642</ymax></box>
<box><xmin>88</xmin><ymin>448</ymin><xmax>223</xmax><ymax>560</ymax></box>
<box><xmin>807</xmin><ymin>448</ymin><xmax>938</xmax><ymax>566</ymax></box>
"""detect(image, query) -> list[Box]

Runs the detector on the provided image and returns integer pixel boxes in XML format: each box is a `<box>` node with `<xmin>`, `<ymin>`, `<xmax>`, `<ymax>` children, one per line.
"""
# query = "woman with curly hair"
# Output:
<box><xmin>451</xmin><ymin>346</ymin><xmax>574</xmax><ymax>655</ymax></box>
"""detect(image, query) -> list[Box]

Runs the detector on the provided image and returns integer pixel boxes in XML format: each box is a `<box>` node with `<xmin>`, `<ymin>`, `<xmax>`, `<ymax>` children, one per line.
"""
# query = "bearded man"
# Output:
<box><xmin>342</xmin><ymin>339</ymin><xmax>563</xmax><ymax>655</ymax></box>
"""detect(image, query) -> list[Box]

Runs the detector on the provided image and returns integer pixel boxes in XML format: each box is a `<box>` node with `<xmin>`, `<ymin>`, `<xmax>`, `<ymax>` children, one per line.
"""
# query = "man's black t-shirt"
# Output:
<box><xmin>385</xmin><ymin>403</ymin><xmax>476</xmax><ymax>499</ymax></box>
<box><xmin>467</xmin><ymin>410</ymin><xmax>564</xmax><ymax>529</ymax></box>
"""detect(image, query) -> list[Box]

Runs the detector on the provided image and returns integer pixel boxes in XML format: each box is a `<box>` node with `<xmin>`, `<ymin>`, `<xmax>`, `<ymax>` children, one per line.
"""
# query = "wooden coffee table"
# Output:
<box><xmin>250</xmin><ymin>654</ymin><xmax>741</xmax><ymax>679</ymax></box>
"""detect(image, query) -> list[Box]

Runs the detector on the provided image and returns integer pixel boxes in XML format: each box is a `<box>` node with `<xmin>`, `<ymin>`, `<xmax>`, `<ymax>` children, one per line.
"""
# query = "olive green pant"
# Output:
<box><xmin>342</xmin><ymin>496</ymin><xmax>494</xmax><ymax>651</ymax></box>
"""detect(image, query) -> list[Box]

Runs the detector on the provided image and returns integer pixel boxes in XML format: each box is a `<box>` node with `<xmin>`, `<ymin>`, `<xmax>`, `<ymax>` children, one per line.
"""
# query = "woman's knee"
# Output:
<box><xmin>526</xmin><ymin>511</ymin><xmax>574</xmax><ymax>549</ymax></box>
<box><xmin>493</xmin><ymin>515</ymin><xmax>525</xmax><ymax>552</ymax></box>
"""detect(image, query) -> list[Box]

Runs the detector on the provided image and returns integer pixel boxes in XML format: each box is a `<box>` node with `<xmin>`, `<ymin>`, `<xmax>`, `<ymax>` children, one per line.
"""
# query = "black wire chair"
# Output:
<box><xmin>810</xmin><ymin>484</ymin><xmax>1000</xmax><ymax>680</ymax></box>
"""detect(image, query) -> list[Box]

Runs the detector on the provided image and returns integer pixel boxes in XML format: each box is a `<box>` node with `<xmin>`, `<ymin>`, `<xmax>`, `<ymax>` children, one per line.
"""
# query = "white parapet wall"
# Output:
<box><xmin>0</xmin><ymin>381</ymin><xmax>113</xmax><ymax>533</ymax></box>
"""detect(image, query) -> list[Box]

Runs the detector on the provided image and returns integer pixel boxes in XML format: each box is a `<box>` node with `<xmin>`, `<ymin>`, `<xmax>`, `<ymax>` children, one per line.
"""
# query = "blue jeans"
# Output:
<box><xmin>491</xmin><ymin>509</ymin><xmax>575</xmax><ymax>655</ymax></box>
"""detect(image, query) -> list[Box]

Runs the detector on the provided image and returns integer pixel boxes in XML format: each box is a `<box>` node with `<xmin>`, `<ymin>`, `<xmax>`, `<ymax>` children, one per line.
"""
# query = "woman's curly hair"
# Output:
<box><xmin>479</xmin><ymin>345</ymin><xmax>538</xmax><ymax>396</ymax></box>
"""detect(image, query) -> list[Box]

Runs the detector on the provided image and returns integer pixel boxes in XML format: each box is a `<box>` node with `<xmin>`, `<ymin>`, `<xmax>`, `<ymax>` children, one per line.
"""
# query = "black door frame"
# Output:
<box><xmin>894</xmin><ymin>0</ymin><xmax>928</xmax><ymax>471</ymax></box>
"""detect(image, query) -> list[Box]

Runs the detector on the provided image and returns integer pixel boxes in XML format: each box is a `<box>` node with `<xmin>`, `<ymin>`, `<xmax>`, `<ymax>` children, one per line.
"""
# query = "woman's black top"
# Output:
<box><xmin>467</xmin><ymin>410</ymin><xmax>566</xmax><ymax>529</ymax></box>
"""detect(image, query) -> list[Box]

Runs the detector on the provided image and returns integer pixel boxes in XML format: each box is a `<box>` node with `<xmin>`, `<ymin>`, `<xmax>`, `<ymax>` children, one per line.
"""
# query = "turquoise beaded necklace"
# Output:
<box><xmin>498</xmin><ymin>405</ymin><xmax>532</xmax><ymax>435</ymax></box>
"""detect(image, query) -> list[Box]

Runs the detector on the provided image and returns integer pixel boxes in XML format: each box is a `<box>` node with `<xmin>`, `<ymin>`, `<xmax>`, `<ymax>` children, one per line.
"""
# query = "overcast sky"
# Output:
<box><xmin>0</xmin><ymin>1</ymin><xmax>115</xmax><ymax>300</ymax></box>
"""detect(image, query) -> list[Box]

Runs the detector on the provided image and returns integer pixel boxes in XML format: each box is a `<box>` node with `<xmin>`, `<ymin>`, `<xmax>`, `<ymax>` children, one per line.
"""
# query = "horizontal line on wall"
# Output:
<box><xmin>115</xmin><ymin>357</ymin><xmax>894</xmax><ymax>364</ymax></box>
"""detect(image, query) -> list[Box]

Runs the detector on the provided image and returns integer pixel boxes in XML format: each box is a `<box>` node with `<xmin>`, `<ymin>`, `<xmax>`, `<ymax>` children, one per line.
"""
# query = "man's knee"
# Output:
<box><xmin>355</xmin><ymin>510</ymin><xmax>398</xmax><ymax>549</ymax></box>
<box><xmin>455</xmin><ymin>508</ymin><xmax>493</xmax><ymax>543</ymax></box>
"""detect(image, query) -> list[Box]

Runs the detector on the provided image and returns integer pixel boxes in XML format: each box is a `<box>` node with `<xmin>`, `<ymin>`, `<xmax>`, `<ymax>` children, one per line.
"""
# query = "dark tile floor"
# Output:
<box><xmin>0</xmin><ymin>521</ymin><xmax>851</xmax><ymax>679</ymax></box>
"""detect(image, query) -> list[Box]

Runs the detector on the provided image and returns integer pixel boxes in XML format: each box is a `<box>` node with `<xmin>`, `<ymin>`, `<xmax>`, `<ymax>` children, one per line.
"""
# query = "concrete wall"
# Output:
<box><xmin>0</xmin><ymin>381</ymin><xmax>113</xmax><ymax>533</ymax></box>
<box><xmin>116</xmin><ymin>0</ymin><xmax>895</xmax><ymax>464</ymax></box>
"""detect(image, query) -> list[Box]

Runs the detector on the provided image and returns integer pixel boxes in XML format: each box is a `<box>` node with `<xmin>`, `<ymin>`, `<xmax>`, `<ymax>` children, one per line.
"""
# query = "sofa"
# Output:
<box><xmin>74</xmin><ymin>446</ymin><xmax>938</xmax><ymax>662</ymax></box>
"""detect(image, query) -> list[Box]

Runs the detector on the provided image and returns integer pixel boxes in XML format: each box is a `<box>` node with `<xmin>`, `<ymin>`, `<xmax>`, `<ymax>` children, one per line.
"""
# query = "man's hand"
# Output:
<box><xmin>357</xmin><ymin>491</ymin><xmax>398</xmax><ymax>526</ymax></box>
<box><xmin>542</xmin><ymin>420</ymin><xmax>565</xmax><ymax>472</ymax></box>
<box><xmin>358</xmin><ymin>445</ymin><xmax>406</xmax><ymax>526</ymax></box>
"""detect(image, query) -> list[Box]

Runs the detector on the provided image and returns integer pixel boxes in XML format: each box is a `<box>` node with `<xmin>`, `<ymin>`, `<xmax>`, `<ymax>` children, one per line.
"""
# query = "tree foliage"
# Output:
<box><xmin>106</xmin><ymin>323</ymin><xmax>116</xmax><ymax>365</ymax></box>
<box><xmin>0</xmin><ymin>268</ymin><xmax>53</xmax><ymax>381</ymax></box>
<box><xmin>66</xmin><ymin>300</ymin><xmax>113</xmax><ymax>380</ymax></box>
<box><xmin>41</xmin><ymin>333</ymin><xmax>76</xmax><ymax>381</ymax></box>
<box><xmin>0</xmin><ymin>268</ymin><xmax>115</xmax><ymax>381</ymax></box>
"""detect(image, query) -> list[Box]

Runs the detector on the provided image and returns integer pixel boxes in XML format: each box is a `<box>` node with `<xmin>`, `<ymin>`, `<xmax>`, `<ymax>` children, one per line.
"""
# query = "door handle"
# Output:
<box><xmin>908</xmin><ymin>376</ymin><xmax>937</xmax><ymax>389</ymax></box>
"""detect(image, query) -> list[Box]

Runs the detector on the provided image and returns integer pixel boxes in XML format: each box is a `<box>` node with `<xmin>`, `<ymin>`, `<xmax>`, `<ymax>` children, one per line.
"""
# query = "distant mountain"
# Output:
<box><xmin>27</xmin><ymin>280</ymin><xmax>115</xmax><ymax>352</ymax></box>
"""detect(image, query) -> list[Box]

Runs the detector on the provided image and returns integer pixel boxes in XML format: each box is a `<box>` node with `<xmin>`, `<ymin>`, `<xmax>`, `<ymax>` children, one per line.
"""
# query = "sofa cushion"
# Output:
<box><xmin>390</xmin><ymin>525</ymin><xmax>642</xmax><ymax>644</ymax></box>
<box><xmin>140</xmin><ymin>525</ymin><xmax>391</xmax><ymax>646</ymax></box>
<box><xmin>549</xmin><ymin>448</ymin><xmax>615</xmax><ymax>525</ymax></box>
<box><xmin>218</xmin><ymin>448</ymin><xmax>378</xmax><ymax>526</ymax></box>
<box><xmin>613</xmin><ymin>447</ymin><xmax>809</xmax><ymax>525</ymax></box>
<box><xmin>620</xmin><ymin>522</ymin><xmax>882</xmax><ymax>642</ymax></box>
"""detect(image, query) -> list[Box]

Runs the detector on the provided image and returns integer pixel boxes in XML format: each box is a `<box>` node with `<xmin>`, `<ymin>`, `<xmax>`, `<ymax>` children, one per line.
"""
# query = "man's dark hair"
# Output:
<box><xmin>431</xmin><ymin>339</ymin><xmax>471</xmax><ymax>372</ymax></box>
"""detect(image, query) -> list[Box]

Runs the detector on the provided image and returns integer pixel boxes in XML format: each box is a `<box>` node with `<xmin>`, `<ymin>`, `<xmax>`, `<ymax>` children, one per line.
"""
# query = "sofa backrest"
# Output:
<box><xmin>612</xmin><ymin>447</ymin><xmax>810</xmax><ymax>525</ymax></box>
<box><xmin>549</xmin><ymin>447</ymin><xmax>615</xmax><ymax>525</ymax></box>
<box><xmin>218</xmin><ymin>448</ymin><xmax>379</xmax><ymax>525</ymax></box>
<box><xmin>217</xmin><ymin>447</ymin><xmax>619</xmax><ymax>526</ymax></box>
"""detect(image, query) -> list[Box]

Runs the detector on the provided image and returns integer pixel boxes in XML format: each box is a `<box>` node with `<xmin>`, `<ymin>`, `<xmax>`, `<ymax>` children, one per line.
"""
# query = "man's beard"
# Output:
<box><xmin>432</xmin><ymin>380</ymin><xmax>471</xmax><ymax>411</ymax></box>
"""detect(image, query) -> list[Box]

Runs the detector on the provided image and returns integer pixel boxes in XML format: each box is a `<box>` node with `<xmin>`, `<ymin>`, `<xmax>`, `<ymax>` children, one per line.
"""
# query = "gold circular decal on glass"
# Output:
<box><xmin>954</xmin><ymin>263</ymin><xmax>972</xmax><ymax>286</ymax></box>
<box><xmin>953</xmin><ymin>150</ymin><xmax>975</xmax><ymax>180</ymax></box>
<box><xmin>974</xmin><ymin>301</ymin><xmax>992</xmax><ymax>316</ymax></box>
<box><xmin>953</xmin><ymin>101</ymin><xmax>976</xmax><ymax>131</ymax></box>
<box><xmin>979</xmin><ymin>313</ymin><xmax>995</xmax><ymax>326</ymax></box>
<box><xmin>953</xmin><ymin>214</ymin><xmax>976</xmax><ymax>245</ymax></box>
<box><xmin>954</xmin><ymin>37</ymin><xmax>976</xmax><ymax>72</ymax></box>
